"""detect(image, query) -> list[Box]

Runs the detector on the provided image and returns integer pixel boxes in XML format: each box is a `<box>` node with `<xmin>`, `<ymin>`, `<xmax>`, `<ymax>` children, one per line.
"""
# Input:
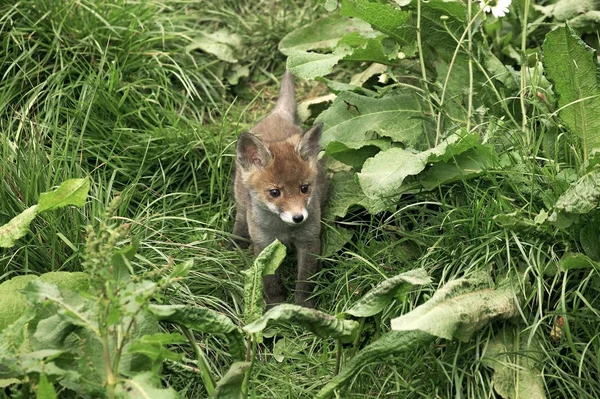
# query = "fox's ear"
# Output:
<box><xmin>297</xmin><ymin>123</ymin><xmax>323</xmax><ymax>161</ymax></box>
<box><xmin>237</xmin><ymin>133</ymin><xmax>271</xmax><ymax>169</ymax></box>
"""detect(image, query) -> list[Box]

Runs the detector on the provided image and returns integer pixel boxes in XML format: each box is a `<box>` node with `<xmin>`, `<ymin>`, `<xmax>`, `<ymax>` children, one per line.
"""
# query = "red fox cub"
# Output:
<box><xmin>233</xmin><ymin>71</ymin><xmax>326</xmax><ymax>308</ymax></box>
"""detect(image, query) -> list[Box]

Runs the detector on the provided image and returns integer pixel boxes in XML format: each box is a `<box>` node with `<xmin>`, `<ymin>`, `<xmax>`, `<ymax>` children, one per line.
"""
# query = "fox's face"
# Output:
<box><xmin>237</xmin><ymin>124</ymin><xmax>322</xmax><ymax>226</ymax></box>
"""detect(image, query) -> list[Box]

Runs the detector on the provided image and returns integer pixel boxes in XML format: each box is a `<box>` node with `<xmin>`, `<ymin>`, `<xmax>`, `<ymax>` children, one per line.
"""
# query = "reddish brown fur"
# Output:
<box><xmin>232</xmin><ymin>71</ymin><xmax>325</xmax><ymax>308</ymax></box>
<box><xmin>246</xmin><ymin>139</ymin><xmax>318</xmax><ymax>215</ymax></box>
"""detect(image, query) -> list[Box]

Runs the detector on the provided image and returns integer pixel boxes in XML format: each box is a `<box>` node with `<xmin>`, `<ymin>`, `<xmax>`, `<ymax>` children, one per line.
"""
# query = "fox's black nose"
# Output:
<box><xmin>292</xmin><ymin>214</ymin><xmax>304</xmax><ymax>224</ymax></box>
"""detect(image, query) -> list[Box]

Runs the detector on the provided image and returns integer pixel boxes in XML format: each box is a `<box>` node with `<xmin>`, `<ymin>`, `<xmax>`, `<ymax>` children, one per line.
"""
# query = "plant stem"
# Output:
<box><xmin>467</xmin><ymin>0</ymin><xmax>474</xmax><ymax>133</ymax></box>
<box><xmin>416</xmin><ymin>0</ymin><xmax>436</xmax><ymax>123</ymax></box>
<box><xmin>435</xmin><ymin>8</ymin><xmax>484</xmax><ymax>145</ymax></box>
<box><xmin>334</xmin><ymin>339</ymin><xmax>342</xmax><ymax>376</ymax></box>
<box><xmin>102</xmin><ymin>330</ymin><xmax>116</xmax><ymax>399</ymax></box>
<box><xmin>520</xmin><ymin>0</ymin><xmax>530</xmax><ymax>140</ymax></box>
<box><xmin>242</xmin><ymin>336</ymin><xmax>257</xmax><ymax>397</ymax></box>
<box><xmin>183</xmin><ymin>327</ymin><xmax>215</xmax><ymax>396</ymax></box>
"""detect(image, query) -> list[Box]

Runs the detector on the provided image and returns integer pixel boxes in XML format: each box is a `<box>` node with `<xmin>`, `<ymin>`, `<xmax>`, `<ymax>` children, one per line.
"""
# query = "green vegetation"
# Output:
<box><xmin>1</xmin><ymin>0</ymin><xmax>600</xmax><ymax>397</ymax></box>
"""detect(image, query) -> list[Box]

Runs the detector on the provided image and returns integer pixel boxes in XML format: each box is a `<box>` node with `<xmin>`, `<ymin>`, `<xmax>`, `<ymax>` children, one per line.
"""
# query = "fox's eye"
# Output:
<box><xmin>269</xmin><ymin>189</ymin><xmax>281</xmax><ymax>198</ymax></box>
<box><xmin>300</xmin><ymin>184</ymin><xmax>309</xmax><ymax>194</ymax></box>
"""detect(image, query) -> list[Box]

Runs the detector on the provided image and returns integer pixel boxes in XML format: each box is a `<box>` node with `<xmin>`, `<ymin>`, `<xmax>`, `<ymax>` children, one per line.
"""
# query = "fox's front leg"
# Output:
<box><xmin>295</xmin><ymin>239</ymin><xmax>320</xmax><ymax>308</ymax></box>
<box><xmin>231</xmin><ymin>204</ymin><xmax>250</xmax><ymax>249</ymax></box>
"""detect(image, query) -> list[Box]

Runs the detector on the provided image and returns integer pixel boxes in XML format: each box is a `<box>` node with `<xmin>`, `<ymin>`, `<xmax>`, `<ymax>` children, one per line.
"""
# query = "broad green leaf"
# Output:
<box><xmin>552</xmin><ymin>169</ymin><xmax>600</xmax><ymax>215</ymax></box>
<box><xmin>325</xmin><ymin>140</ymin><xmax>388</xmax><ymax>168</ymax></box>
<box><xmin>226</xmin><ymin>64</ymin><xmax>250</xmax><ymax>86</ymax></box>
<box><xmin>187</xmin><ymin>29</ymin><xmax>242</xmax><ymax>63</ymax></box>
<box><xmin>244</xmin><ymin>304</ymin><xmax>359</xmax><ymax>342</ymax></box>
<box><xmin>558</xmin><ymin>252</ymin><xmax>600</xmax><ymax>271</ymax></box>
<box><xmin>323</xmin><ymin>171</ymin><xmax>388</xmax><ymax>219</ymax></box>
<box><xmin>281</xmin><ymin>14</ymin><xmax>384</xmax><ymax>78</ymax></box>
<box><xmin>321</xmin><ymin>225</ymin><xmax>353</xmax><ymax>257</ymax></box>
<box><xmin>243</xmin><ymin>240</ymin><xmax>287</xmax><ymax>325</ymax></box>
<box><xmin>279</xmin><ymin>14</ymin><xmax>372</xmax><ymax>54</ymax></box>
<box><xmin>358</xmin><ymin>133</ymin><xmax>477</xmax><ymax>199</ymax></box>
<box><xmin>128</xmin><ymin>333</ymin><xmax>187</xmax><ymax>363</ymax></box>
<box><xmin>0</xmin><ymin>378</ymin><xmax>20</xmax><ymax>388</ymax></box>
<box><xmin>390</xmin><ymin>272</ymin><xmax>521</xmax><ymax>341</ymax></box>
<box><xmin>32</xmin><ymin>315</ymin><xmax>76</xmax><ymax>349</ymax></box>
<box><xmin>317</xmin><ymin>92</ymin><xmax>424</xmax><ymax>149</ymax></box>
<box><xmin>340</xmin><ymin>0</ymin><xmax>415</xmax><ymax>51</ymax></box>
<box><xmin>0</xmin><ymin>272</ymin><xmax>89</xmax><ymax>332</ymax></box>
<box><xmin>116</xmin><ymin>372</ymin><xmax>177</xmax><ymax>399</ymax></box>
<box><xmin>419</xmin><ymin>146</ymin><xmax>497</xmax><ymax>190</ymax></box>
<box><xmin>36</xmin><ymin>374</ymin><xmax>57</xmax><ymax>399</ymax></box>
<box><xmin>543</xmin><ymin>25</ymin><xmax>600</xmax><ymax>157</ymax></box>
<box><xmin>37</xmin><ymin>178</ymin><xmax>90</xmax><ymax>213</ymax></box>
<box><xmin>0</xmin><ymin>205</ymin><xmax>38</xmax><ymax>248</ymax></box>
<box><xmin>358</xmin><ymin>148</ymin><xmax>426</xmax><ymax>199</ymax></box>
<box><xmin>315</xmin><ymin>330</ymin><xmax>434</xmax><ymax>399</ymax></box>
<box><xmin>482</xmin><ymin>326</ymin><xmax>546</xmax><ymax>399</ymax></box>
<box><xmin>569</xmin><ymin>11</ymin><xmax>600</xmax><ymax>29</ymax></box>
<box><xmin>417</xmin><ymin>0</ymin><xmax>467</xmax><ymax>59</ymax></box>
<box><xmin>0</xmin><ymin>178</ymin><xmax>90</xmax><ymax>248</ymax></box>
<box><xmin>22</xmin><ymin>280</ymin><xmax>99</xmax><ymax>336</ymax></box>
<box><xmin>346</xmin><ymin>268</ymin><xmax>431</xmax><ymax>317</ymax></box>
<box><xmin>212</xmin><ymin>362</ymin><xmax>251</xmax><ymax>399</ymax></box>
<box><xmin>286</xmin><ymin>47</ymin><xmax>353</xmax><ymax>80</ymax></box>
<box><xmin>545</xmin><ymin>0</ymin><xmax>598</xmax><ymax>22</ymax></box>
<box><xmin>0</xmin><ymin>308</ymin><xmax>36</xmax><ymax>356</ymax></box>
<box><xmin>580</xmin><ymin>221</ymin><xmax>600</xmax><ymax>260</ymax></box>
<box><xmin>147</xmin><ymin>304</ymin><xmax>245</xmax><ymax>361</ymax></box>
<box><xmin>482</xmin><ymin>49</ymin><xmax>519</xmax><ymax>91</ymax></box>
<box><xmin>111</xmin><ymin>238</ymin><xmax>140</xmax><ymax>282</ymax></box>
<box><xmin>338</xmin><ymin>32</ymin><xmax>399</xmax><ymax>65</ymax></box>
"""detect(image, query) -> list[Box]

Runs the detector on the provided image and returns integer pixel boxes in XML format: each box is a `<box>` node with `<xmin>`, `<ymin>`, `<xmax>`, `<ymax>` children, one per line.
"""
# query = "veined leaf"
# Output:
<box><xmin>346</xmin><ymin>268</ymin><xmax>431</xmax><ymax>317</ymax></box>
<box><xmin>243</xmin><ymin>240</ymin><xmax>287</xmax><ymax>325</ymax></box>
<box><xmin>148</xmin><ymin>304</ymin><xmax>245</xmax><ymax>361</ymax></box>
<box><xmin>317</xmin><ymin>92</ymin><xmax>424</xmax><ymax>149</ymax></box>
<box><xmin>543</xmin><ymin>24</ymin><xmax>600</xmax><ymax>157</ymax></box>
<box><xmin>317</xmin><ymin>273</ymin><xmax>522</xmax><ymax>398</ymax></box>
<box><xmin>340</xmin><ymin>0</ymin><xmax>415</xmax><ymax>50</ymax></box>
<box><xmin>37</xmin><ymin>178</ymin><xmax>90</xmax><ymax>213</ymax></box>
<box><xmin>281</xmin><ymin>14</ymin><xmax>377</xmax><ymax>79</ymax></box>
<box><xmin>286</xmin><ymin>47</ymin><xmax>353</xmax><ymax>80</ymax></box>
<box><xmin>0</xmin><ymin>178</ymin><xmax>90</xmax><ymax>248</ymax></box>
<box><xmin>0</xmin><ymin>272</ymin><xmax>89</xmax><ymax>333</ymax></box>
<box><xmin>323</xmin><ymin>171</ymin><xmax>388</xmax><ymax>219</ymax></box>
<box><xmin>36</xmin><ymin>374</ymin><xmax>57</xmax><ymax>399</ymax></box>
<box><xmin>558</xmin><ymin>252</ymin><xmax>600</xmax><ymax>271</ymax></box>
<box><xmin>244</xmin><ymin>304</ymin><xmax>359</xmax><ymax>343</ymax></box>
<box><xmin>187</xmin><ymin>29</ymin><xmax>242</xmax><ymax>63</ymax></box>
<box><xmin>279</xmin><ymin>14</ymin><xmax>372</xmax><ymax>54</ymax></box>
<box><xmin>212</xmin><ymin>362</ymin><xmax>251</xmax><ymax>399</ymax></box>
<box><xmin>116</xmin><ymin>372</ymin><xmax>177</xmax><ymax>399</ymax></box>
<box><xmin>552</xmin><ymin>169</ymin><xmax>600</xmax><ymax>215</ymax></box>
<box><xmin>315</xmin><ymin>330</ymin><xmax>434</xmax><ymax>399</ymax></box>
<box><xmin>321</xmin><ymin>224</ymin><xmax>353</xmax><ymax>257</ymax></box>
<box><xmin>482</xmin><ymin>326</ymin><xmax>546</xmax><ymax>399</ymax></box>
<box><xmin>418</xmin><ymin>0</ymin><xmax>467</xmax><ymax>59</ymax></box>
<box><xmin>358</xmin><ymin>133</ymin><xmax>478</xmax><ymax>199</ymax></box>
<box><xmin>390</xmin><ymin>272</ymin><xmax>521</xmax><ymax>341</ymax></box>
<box><xmin>0</xmin><ymin>206</ymin><xmax>38</xmax><ymax>248</ymax></box>
<box><xmin>419</xmin><ymin>146</ymin><xmax>497</xmax><ymax>190</ymax></box>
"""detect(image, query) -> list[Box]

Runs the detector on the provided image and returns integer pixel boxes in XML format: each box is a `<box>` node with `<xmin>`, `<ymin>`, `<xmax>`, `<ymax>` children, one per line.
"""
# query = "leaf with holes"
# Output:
<box><xmin>244</xmin><ymin>304</ymin><xmax>359</xmax><ymax>343</ymax></box>
<box><xmin>391</xmin><ymin>273</ymin><xmax>521</xmax><ymax>341</ymax></box>
<box><xmin>346</xmin><ymin>268</ymin><xmax>431</xmax><ymax>317</ymax></box>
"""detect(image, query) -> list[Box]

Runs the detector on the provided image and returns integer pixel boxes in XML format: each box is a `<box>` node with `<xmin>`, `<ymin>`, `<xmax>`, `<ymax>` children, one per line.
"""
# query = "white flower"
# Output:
<box><xmin>479</xmin><ymin>0</ymin><xmax>511</xmax><ymax>18</ymax></box>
